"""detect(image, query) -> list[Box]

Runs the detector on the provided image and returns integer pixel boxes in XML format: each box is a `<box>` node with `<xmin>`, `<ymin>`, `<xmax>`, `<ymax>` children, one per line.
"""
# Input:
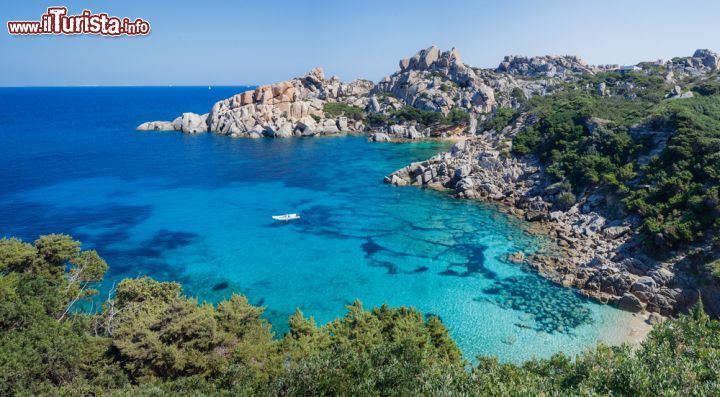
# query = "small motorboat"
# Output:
<box><xmin>272</xmin><ymin>213</ymin><xmax>300</xmax><ymax>221</ymax></box>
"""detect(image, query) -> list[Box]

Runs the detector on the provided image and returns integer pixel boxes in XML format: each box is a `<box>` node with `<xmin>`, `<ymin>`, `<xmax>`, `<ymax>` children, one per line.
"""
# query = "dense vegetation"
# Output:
<box><xmin>3</xmin><ymin>234</ymin><xmax>720</xmax><ymax>396</ymax></box>
<box><xmin>323</xmin><ymin>102</ymin><xmax>365</xmax><ymax>120</ymax></box>
<box><xmin>511</xmin><ymin>70</ymin><xmax>720</xmax><ymax>251</ymax></box>
<box><xmin>366</xmin><ymin>105</ymin><xmax>470</xmax><ymax>129</ymax></box>
<box><xmin>326</xmin><ymin>100</ymin><xmax>471</xmax><ymax>131</ymax></box>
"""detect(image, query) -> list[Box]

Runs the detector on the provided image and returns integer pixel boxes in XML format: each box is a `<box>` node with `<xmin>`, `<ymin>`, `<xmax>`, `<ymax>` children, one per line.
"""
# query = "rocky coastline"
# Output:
<box><xmin>138</xmin><ymin>46</ymin><xmax>720</xmax><ymax>318</ymax></box>
<box><xmin>384</xmin><ymin>132</ymin><xmax>687</xmax><ymax>318</ymax></box>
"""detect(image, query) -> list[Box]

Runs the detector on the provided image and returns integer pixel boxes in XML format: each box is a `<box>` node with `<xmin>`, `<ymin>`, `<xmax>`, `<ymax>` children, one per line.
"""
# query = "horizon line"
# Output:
<box><xmin>0</xmin><ymin>84</ymin><xmax>259</xmax><ymax>88</ymax></box>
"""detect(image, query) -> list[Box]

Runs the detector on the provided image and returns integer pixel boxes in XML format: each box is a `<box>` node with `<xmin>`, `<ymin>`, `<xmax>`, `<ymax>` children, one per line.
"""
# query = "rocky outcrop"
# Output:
<box><xmin>137</xmin><ymin>68</ymin><xmax>371</xmax><ymax>138</ymax></box>
<box><xmin>497</xmin><ymin>55</ymin><xmax>597</xmax><ymax>78</ymax></box>
<box><xmin>666</xmin><ymin>85</ymin><xmax>695</xmax><ymax>100</ymax></box>
<box><xmin>179</xmin><ymin>113</ymin><xmax>209</xmax><ymax>133</ymax></box>
<box><xmin>669</xmin><ymin>49</ymin><xmax>720</xmax><ymax>77</ymax></box>
<box><xmin>384</xmin><ymin>113</ymin><xmax>694</xmax><ymax>316</ymax></box>
<box><xmin>693</xmin><ymin>49</ymin><xmax>720</xmax><ymax>70</ymax></box>
<box><xmin>374</xmin><ymin>46</ymin><xmax>496</xmax><ymax>117</ymax></box>
<box><xmin>138</xmin><ymin>47</ymin><xmax>718</xmax><ymax>142</ymax></box>
<box><xmin>207</xmin><ymin>67</ymin><xmax>371</xmax><ymax>138</ymax></box>
<box><xmin>368</xmin><ymin>132</ymin><xmax>392</xmax><ymax>142</ymax></box>
<box><xmin>136</xmin><ymin>120</ymin><xmax>176</xmax><ymax>131</ymax></box>
<box><xmin>136</xmin><ymin>113</ymin><xmax>209</xmax><ymax>134</ymax></box>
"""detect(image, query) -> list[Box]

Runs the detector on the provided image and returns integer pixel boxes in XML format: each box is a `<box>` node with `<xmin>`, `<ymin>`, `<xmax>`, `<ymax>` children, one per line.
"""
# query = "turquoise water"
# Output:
<box><xmin>0</xmin><ymin>87</ymin><xmax>638</xmax><ymax>362</ymax></box>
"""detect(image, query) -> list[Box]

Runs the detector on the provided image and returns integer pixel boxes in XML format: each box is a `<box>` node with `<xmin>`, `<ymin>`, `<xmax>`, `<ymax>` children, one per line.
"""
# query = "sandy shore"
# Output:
<box><xmin>616</xmin><ymin>313</ymin><xmax>655</xmax><ymax>346</ymax></box>
<box><xmin>597</xmin><ymin>312</ymin><xmax>656</xmax><ymax>350</ymax></box>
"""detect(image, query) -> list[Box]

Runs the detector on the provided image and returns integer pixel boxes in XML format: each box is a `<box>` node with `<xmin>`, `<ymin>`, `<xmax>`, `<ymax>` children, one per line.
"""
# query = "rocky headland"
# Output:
<box><xmin>138</xmin><ymin>46</ymin><xmax>720</xmax><ymax>318</ymax></box>
<box><xmin>138</xmin><ymin>67</ymin><xmax>372</xmax><ymax>137</ymax></box>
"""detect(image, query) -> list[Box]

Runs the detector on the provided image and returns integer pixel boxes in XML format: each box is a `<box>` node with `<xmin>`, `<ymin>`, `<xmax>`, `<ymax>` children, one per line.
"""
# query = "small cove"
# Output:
<box><xmin>0</xmin><ymin>87</ymin><xmax>644</xmax><ymax>362</ymax></box>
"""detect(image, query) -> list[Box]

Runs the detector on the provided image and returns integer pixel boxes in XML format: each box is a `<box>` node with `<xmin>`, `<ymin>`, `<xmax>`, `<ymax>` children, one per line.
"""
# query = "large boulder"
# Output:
<box><xmin>402</xmin><ymin>46</ymin><xmax>442</xmax><ymax>71</ymax></box>
<box><xmin>179</xmin><ymin>113</ymin><xmax>208</xmax><ymax>134</ymax></box>
<box><xmin>274</xmin><ymin>122</ymin><xmax>294</xmax><ymax>138</ymax></box>
<box><xmin>618</xmin><ymin>292</ymin><xmax>645</xmax><ymax>312</ymax></box>
<box><xmin>693</xmin><ymin>49</ymin><xmax>719</xmax><ymax>70</ymax></box>
<box><xmin>369</xmin><ymin>132</ymin><xmax>392</xmax><ymax>142</ymax></box>
<box><xmin>603</xmin><ymin>225</ymin><xmax>631</xmax><ymax>239</ymax></box>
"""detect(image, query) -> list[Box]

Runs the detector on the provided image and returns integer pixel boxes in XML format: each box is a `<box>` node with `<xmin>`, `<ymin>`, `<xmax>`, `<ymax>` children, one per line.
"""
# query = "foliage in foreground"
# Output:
<box><xmin>2</xmin><ymin>234</ymin><xmax>720</xmax><ymax>396</ymax></box>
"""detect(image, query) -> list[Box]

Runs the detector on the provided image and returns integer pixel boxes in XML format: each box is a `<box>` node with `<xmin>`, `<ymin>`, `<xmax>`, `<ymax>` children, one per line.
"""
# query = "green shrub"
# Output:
<box><xmin>512</xmin><ymin>127</ymin><xmax>540</xmax><ymax>155</ymax></box>
<box><xmin>445</xmin><ymin>108</ymin><xmax>470</xmax><ymax>125</ymax></box>
<box><xmin>556</xmin><ymin>191</ymin><xmax>576</xmax><ymax>210</ymax></box>
<box><xmin>511</xmin><ymin>87</ymin><xmax>527</xmax><ymax>105</ymax></box>
<box><xmin>487</xmin><ymin>107</ymin><xmax>519</xmax><ymax>132</ymax></box>
<box><xmin>707</xmin><ymin>259</ymin><xmax>720</xmax><ymax>278</ymax></box>
<box><xmin>391</xmin><ymin>106</ymin><xmax>445</xmax><ymax>127</ymax></box>
<box><xmin>323</xmin><ymin>102</ymin><xmax>365</xmax><ymax>120</ymax></box>
<box><xmin>366</xmin><ymin>112</ymin><xmax>389</xmax><ymax>126</ymax></box>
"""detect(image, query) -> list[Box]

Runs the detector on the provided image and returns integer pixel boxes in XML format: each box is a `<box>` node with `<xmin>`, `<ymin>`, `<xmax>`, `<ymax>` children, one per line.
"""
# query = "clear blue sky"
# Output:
<box><xmin>1</xmin><ymin>0</ymin><xmax>718</xmax><ymax>86</ymax></box>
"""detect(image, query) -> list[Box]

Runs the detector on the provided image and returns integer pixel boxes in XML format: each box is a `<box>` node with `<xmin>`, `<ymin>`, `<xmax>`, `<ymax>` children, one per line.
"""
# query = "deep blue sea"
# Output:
<box><xmin>0</xmin><ymin>87</ymin><xmax>640</xmax><ymax>362</ymax></box>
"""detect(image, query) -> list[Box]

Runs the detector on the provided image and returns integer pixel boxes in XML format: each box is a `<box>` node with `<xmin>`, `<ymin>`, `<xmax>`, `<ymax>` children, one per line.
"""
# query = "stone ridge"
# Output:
<box><xmin>137</xmin><ymin>46</ymin><xmax>719</xmax><ymax>142</ymax></box>
<box><xmin>496</xmin><ymin>54</ymin><xmax>597</xmax><ymax>77</ymax></box>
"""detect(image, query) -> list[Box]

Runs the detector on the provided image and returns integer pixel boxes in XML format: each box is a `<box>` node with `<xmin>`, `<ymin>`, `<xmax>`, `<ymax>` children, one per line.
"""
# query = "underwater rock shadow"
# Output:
<box><xmin>477</xmin><ymin>274</ymin><xmax>594</xmax><ymax>335</ymax></box>
<box><xmin>437</xmin><ymin>243</ymin><xmax>497</xmax><ymax>279</ymax></box>
<box><xmin>102</xmin><ymin>229</ymin><xmax>199</xmax><ymax>277</ymax></box>
<box><xmin>0</xmin><ymin>201</ymin><xmax>153</xmax><ymax>245</ymax></box>
<box><xmin>361</xmin><ymin>236</ymin><xmax>446</xmax><ymax>275</ymax></box>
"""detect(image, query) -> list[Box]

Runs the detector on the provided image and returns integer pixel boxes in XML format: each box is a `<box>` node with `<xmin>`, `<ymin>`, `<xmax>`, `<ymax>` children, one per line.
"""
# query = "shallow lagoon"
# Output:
<box><xmin>0</xmin><ymin>87</ymin><xmax>641</xmax><ymax>362</ymax></box>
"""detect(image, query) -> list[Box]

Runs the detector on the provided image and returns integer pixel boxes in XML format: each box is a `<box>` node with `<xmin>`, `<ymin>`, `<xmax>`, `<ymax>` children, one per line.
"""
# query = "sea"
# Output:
<box><xmin>0</xmin><ymin>86</ymin><xmax>641</xmax><ymax>362</ymax></box>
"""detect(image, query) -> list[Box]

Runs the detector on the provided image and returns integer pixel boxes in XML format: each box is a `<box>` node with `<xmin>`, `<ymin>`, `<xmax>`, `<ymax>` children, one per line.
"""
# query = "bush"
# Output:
<box><xmin>392</xmin><ymin>106</ymin><xmax>445</xmax><ymax>126</ymax></box>
<box><xmin>512</xmin><ymin>127</ymin><xmax>540</xmax><ymax>155</ymax></box>
<box><xmin>445</xmin><ymin>108</ymin><xmax>470</xmax><ymax>125</ymax></box>
<box><xmin>487</xmin><ymin>107</ymin><xmax>519</xmax><ymax>132</ymax></box>
<box><xmin>323</xmin><ymin>102</ymin><xmax>365</xmax><ymax>120</ymax></box>
<box><xmin>707</xmin><ymin>259</ymin><xmax>720</xmax><ymax>279</ymax></box>
<box><xmin>511</xmin><ymin>87</ymin><xmax>527</xmax><ymax>105</ymax></box>
<box><xmin>366</xmin><ymin>112</ymin><xmax>389</xmax><ymax>126</ymax></box>
<box><xmin>556</xmin><ymin>191</ymin><xmax>576</xmax><ymax>210</ymax></box>
<box><xmin>625</xmin><ymin>96</ymin><xmax>720</xmax><ymax>249</ymax></box>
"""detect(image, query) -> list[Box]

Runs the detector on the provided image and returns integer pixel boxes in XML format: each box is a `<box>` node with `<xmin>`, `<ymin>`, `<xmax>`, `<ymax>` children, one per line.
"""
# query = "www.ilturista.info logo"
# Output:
<box><xmin>7</xmin><ymin>7</ymin><xmax>150</xmax><ymax>36</ymax></box>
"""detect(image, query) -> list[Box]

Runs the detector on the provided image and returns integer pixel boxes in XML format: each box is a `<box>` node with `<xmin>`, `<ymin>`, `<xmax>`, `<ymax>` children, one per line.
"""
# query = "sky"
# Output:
<box><xmin>1</xmin><ymin>0</ymin><xmax>719</xmax><ymax>86</ymax></box>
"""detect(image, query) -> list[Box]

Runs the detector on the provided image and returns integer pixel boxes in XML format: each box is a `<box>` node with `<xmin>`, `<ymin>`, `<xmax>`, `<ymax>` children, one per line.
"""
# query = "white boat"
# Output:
<box><xmin>272</xmin><ymin>213</ymin><xmax>300</xmax><ymax>221</ymax></box>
